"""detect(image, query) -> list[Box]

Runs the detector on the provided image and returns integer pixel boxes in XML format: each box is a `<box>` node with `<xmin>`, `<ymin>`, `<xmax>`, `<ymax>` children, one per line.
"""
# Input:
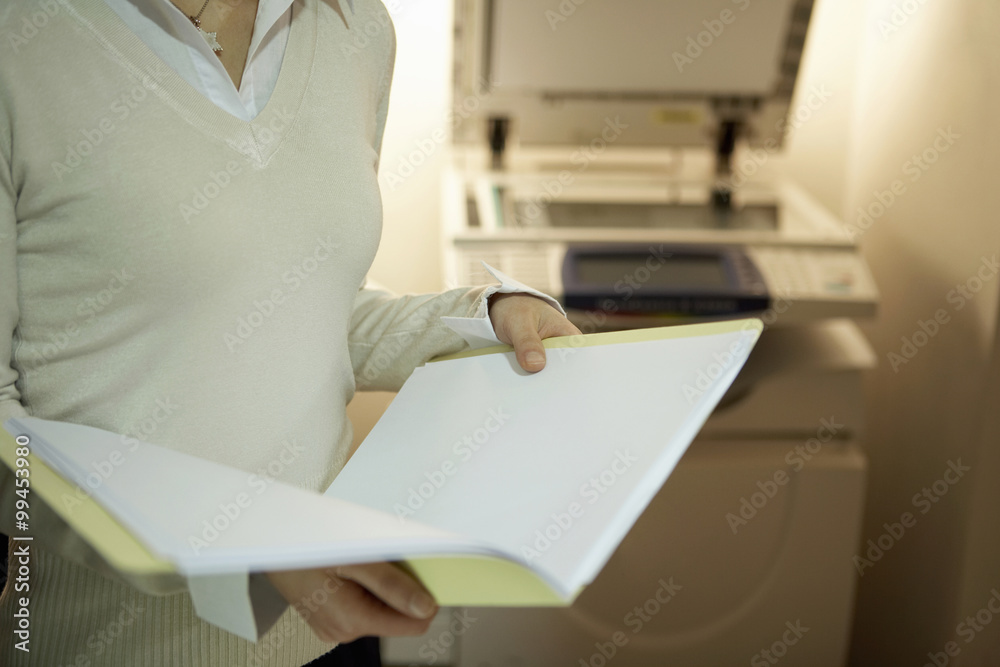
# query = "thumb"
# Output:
<box><xmin>507</xmin><ymin>319</ymin><xmax>547</xmax><ymax>372</ymax></box>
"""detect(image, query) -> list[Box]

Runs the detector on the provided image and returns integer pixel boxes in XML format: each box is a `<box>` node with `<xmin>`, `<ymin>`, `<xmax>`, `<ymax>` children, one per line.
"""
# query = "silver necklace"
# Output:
<box><xmin>180</xmin><ymin>0</ymin><xmax>223</xmax><ymax>54</ymax></box>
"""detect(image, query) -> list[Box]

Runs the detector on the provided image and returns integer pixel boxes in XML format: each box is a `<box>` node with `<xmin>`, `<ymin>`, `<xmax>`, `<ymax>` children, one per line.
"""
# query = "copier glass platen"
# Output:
<box><xmin>443</xmin><ymin>0</ymin><xmax>879</xmax><ymax>327</ymax></box>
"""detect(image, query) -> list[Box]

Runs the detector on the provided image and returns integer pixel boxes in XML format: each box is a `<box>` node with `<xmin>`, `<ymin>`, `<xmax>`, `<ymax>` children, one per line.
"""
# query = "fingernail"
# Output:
<box><xmin>410</xmin><ymin>593</ymin><xmax>436</xmax><ymax>619</ymax></box>
<box><xmin>526</xmin><ymin>351</ymin><xmax>545</xmax><ymax>368</ymax></box>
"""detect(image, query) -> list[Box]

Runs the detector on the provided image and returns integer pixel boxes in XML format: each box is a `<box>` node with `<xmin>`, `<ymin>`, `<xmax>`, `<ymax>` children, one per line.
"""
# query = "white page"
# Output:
<box><xmin>6</xmin><ymin>416</ymin><xmax>505</xmax><ymax>576</ymax></box>
<box><xmin>326</xmin><ymin>321</ymin><xmax>760</xmax><ymax>591</ymax></box>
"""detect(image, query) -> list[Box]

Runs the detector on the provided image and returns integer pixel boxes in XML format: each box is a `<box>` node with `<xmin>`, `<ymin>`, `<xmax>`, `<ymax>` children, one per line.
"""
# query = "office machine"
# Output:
<box><xmin>445</xmin><ymin>174</ymin><xmax>878</xmax><ymax>325</ymax></box>
<box><xmin>385</xmin><ymin>1</ymin><xmax>877</xmax><ymax>665</ymax></box>
<box><xmin>440</xmin><ymin>0</ymin><xmax>878</xmax><ymax>326</ymax></box>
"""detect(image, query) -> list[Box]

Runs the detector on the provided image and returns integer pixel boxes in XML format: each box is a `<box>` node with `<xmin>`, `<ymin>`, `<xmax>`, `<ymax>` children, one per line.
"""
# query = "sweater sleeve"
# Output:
<box><xmin>349</xmin><ymin>281</ymin><xmax>493</xmax><ymax>391</ymax></box>
<box><xmin>349</xmin><ymin>263</ymin><xmax>568</xmax><ymax>391</ymax></box>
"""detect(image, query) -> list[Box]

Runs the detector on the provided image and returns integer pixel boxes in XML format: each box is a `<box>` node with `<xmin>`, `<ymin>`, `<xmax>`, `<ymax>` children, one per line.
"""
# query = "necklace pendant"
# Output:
<box><xmin>196</xmin><ymin>26</ymin><xmax>223</xmax><ymax>54</ymax></box>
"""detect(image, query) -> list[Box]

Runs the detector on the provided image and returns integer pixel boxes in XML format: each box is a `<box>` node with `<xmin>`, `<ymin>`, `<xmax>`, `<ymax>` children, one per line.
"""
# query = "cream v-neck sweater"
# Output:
<box><xmin>0</xmin><ymin>1</ymin><xmax>497</xmax><ymax>664</ymax></box>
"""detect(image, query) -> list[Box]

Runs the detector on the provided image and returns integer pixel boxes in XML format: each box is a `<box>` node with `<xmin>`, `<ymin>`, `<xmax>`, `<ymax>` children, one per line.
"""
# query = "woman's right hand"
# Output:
<box><xmin>265</xmin><ymin>561</ymin><xmax>438</xmax><ymax>644</ymax></box>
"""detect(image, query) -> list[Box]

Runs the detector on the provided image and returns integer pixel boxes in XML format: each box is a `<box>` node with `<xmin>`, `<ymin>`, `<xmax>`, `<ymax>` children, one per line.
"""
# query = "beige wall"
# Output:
<box><xmin>957</xmin><ymin>304</ymin><xmax>1000</xmax><ymax>666</ymax></box>
<box><xmin>346</xmin><ymin>0</ymin><xmax>456</xmax><ymax>451</ymax></box>
<box><xmin>776</xmin><ymin>0</ymin><xmax>1000</xmax><ymax>663</ymax></box>
<box><xmin>770</xmin><ymin>0</ymin><xmax>867</xmax><ymax>217</ymax></box>
<box><xmin>370</xmin><ymin>0</ymin><xmax>454</xmax><ymax>294</ymax></box>
<box><xmin>848</xmin><ymin>1</ymin><xmax>997</xmax><ymax>663</ymax></box>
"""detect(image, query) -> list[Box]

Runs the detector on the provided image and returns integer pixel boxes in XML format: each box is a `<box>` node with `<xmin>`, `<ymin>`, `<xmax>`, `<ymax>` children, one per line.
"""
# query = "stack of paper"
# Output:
<box><xmin>1</xmin><ymin>318</ymin><xmax>761</xmax><ymax>619</ymax></box>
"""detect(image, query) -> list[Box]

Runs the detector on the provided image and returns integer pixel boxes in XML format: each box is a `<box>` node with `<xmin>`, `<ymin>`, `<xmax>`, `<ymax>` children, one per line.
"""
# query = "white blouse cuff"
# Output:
<box><xmin>440</xmin><ymin>262</ymin><xmax>566</xmax><ymax>350</ymax></box>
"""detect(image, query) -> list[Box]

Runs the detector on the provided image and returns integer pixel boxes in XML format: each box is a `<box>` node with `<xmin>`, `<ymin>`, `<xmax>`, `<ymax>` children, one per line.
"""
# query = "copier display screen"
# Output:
<box><xmin>575</xmin><ymin>255</ymin><xmax>730</xmax><ymax>289</ymax></box>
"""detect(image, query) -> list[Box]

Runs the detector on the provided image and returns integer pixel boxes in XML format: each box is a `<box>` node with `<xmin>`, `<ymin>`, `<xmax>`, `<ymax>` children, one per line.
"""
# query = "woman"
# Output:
<box><xmin>0</xmin><ymin>0</ymin><xmax>579</xmax><ymax>664</ymax></box>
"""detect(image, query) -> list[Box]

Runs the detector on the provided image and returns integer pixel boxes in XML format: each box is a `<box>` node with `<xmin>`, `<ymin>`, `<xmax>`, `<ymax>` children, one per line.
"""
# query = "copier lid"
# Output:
<box><xmin>453</xmin><ymin>0</ymin><xmax>815</xmax><ymax>150</ymax></box>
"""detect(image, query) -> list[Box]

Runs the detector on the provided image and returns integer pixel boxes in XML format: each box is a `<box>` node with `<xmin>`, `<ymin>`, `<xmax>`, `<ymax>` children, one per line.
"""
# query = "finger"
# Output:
<box><xmin>538</xmin><ymin>310</ymin><xmax>583</xmax><ymax>339</ymax></box>
<box><xmin>336</xmin><ymin>562</ymin><xmax>438</xmax><ymax>620</ymax></box>
<box><xmin>505</xmin><ymin>313</ymin><xmax>548</xmax><ymax>372</ymax></box>
<box><xmin>315</xmin><ymin>578</ymin><xmax>434</xmax><ymax>643</ymax></box>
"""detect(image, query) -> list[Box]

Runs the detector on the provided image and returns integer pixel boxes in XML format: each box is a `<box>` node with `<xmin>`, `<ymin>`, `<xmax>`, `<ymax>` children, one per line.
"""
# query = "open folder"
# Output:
<box><xmin>0</xmin><ymin>319</ymin><xmax>761</xmax><ymax>623</ymax></box>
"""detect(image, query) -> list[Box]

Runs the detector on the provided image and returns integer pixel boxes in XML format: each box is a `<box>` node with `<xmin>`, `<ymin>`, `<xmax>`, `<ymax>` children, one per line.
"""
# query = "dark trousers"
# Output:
<box><xmin>304</xmin><ymin>636</ymin><xmax>381</xmax><ymax>667</ymax></box>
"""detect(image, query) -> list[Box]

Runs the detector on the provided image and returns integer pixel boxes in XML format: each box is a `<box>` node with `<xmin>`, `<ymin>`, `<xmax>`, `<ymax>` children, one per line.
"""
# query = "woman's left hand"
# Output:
<box><xmin>487</xmin><ymin>293</ymin><xmax>583</xmax><ymax>373</ymax></box>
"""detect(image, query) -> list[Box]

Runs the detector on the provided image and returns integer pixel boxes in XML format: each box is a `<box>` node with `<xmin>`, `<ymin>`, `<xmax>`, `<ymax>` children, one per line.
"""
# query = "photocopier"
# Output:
<box><xmin>384</xmin><ymin>1</ymin><xmax>877</xmax><ymax>665</ymax></box>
